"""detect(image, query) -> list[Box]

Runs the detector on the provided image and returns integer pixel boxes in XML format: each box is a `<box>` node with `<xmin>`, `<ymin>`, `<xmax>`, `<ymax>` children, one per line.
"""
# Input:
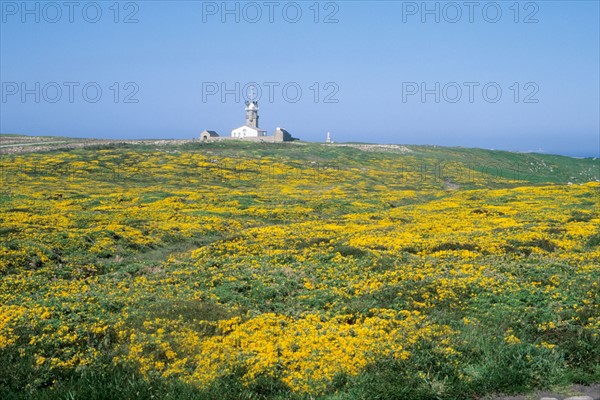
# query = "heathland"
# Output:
<box><xmin>0</xmin><ymin>136</ymin><xmax>598</xmax><ymax>399</ymax></box>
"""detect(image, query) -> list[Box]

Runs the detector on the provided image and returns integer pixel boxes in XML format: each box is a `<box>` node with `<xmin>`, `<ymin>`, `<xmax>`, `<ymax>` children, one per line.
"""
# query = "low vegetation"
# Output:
<box><xmin>1</xmin><ymin>139</ymin><xmax>598</xmax><ymax>399</ymax></box>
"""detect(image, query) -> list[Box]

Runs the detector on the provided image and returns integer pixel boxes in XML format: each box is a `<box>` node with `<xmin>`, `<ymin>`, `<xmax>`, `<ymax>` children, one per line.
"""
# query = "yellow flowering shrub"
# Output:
<box><xmin>0</xmin><ymin>144</ymin><xmax>598</xmax><ymax>396</ymax></box>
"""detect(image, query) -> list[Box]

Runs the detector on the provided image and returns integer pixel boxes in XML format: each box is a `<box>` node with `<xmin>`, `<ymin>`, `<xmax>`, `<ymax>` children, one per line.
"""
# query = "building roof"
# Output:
<box><xmin>201</xmin><ymin>130</ymin><xmax>220</xmax><ymax>137</ymax></box>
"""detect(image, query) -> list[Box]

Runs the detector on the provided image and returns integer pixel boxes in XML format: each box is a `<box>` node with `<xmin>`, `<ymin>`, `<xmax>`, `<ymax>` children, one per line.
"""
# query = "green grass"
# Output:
<box><xmin>1</xmin><ymin>139</ymin><xmax>598</xmax><ymax>399</ymax></box>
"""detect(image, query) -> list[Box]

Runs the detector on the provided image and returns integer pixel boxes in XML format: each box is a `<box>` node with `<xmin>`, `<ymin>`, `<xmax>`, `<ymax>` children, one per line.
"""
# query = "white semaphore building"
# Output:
<box><xmin>201</xmin><ymin>92</ymin><xmax>298</xmax><ymax>142</ymax></box>
<box><xmin>231</xmin><ymin>100</ymin><xmax>267</xmax><ymax>138</ymax></box>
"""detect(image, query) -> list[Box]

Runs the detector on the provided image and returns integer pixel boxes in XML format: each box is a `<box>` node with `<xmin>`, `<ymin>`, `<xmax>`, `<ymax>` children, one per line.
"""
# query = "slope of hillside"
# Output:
<box><xmin>0</xmin><ymin>138</ymin><xmax>599</xmax><ymax>399</ymax></box>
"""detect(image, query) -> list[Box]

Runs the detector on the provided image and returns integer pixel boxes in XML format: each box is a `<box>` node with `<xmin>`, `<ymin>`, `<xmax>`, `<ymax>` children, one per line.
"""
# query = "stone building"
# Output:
<box><xmin>274</xmin><ymin>127</ymin><xmax>297</xmax><ymax>142</ymax></box>
<box><xmin>200</xmin><ymin>130</ymin><xmax>220</xmax><ymax>141</ymax></box>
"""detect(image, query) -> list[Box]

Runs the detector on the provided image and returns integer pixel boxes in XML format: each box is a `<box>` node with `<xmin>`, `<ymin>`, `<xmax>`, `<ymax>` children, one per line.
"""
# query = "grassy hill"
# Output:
<box><xmin>1</xmin><ymin>137</ymin><xmax>599</xmax><ymax>399</ymax></box>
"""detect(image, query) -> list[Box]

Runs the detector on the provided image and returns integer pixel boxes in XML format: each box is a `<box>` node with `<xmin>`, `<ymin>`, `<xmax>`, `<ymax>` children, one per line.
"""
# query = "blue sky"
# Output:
<box><xmin>1</xmin><ymin>0</ymin><xmax>599</xmax><ymax>157</ymax></box>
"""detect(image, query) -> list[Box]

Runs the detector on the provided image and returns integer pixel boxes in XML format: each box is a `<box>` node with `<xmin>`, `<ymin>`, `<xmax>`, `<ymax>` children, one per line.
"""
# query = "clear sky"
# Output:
<box><xmin>1</xmin><ymin>0</ymin><xmax>599</xmax><ymax>157</ymax></box>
